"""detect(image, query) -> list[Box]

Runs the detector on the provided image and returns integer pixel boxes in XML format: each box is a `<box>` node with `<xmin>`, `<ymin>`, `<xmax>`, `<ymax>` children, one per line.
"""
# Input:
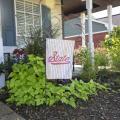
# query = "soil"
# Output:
<box><xmin>97</xmin><ymin>70</ymin><xmax>120</xmax><ymax>90</ymax></box>
<box><xmin>9</xmin><ymin>92</ymin><xmax>120</xmax><ymax>120</ymax></box>
<box><xmin>0</xmin><ymin>71</ymin><xmax>120</xmax><ymax>120</ymax></box>
<box><xmin>1</xmin><ymin>92</ymin><xmax>116</xmax><ymax>120</ymax></box>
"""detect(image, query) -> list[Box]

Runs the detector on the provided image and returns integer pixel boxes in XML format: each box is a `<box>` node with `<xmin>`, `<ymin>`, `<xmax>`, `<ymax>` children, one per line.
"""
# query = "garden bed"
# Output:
<box><xmin>0</xmin><ymin>70</ymin><xmax>120</xmax><ymax>120</ymax></box>
<box><xmin>0</xmin><ymin>89</ymin><xmax>120</xmax><ymax>120</ymax></box>
<box><xmin>8</xmin><ymin>91</ymin><xmax>120</xmax><ymax>120</ymax></box>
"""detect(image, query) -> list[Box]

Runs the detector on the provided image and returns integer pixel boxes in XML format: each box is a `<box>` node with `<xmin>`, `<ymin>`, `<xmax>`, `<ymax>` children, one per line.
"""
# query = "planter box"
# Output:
<box><xmin>0</xmin><ymin>73</ymin><xmax>5</xmax><ymax>88</ymax></box>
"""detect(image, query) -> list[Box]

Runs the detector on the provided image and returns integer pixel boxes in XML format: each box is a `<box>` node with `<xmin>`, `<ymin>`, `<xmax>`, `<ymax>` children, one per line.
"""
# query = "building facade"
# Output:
<box><xmin>1</xmin><ymin>0</ymin><xmax>120</xmax><ymax>62</ymax></box>
<box><xmin>0</xmin><ymin>0</ymin><xmax>63</xmax><ymax>61</ymax></box>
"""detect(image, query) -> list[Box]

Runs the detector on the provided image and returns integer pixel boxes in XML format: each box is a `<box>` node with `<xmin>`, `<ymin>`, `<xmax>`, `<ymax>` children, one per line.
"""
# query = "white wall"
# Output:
<box><xmin>0</xmin><ymin>3</ymin><xmax>4</xmax><ymax>63</ymax></box>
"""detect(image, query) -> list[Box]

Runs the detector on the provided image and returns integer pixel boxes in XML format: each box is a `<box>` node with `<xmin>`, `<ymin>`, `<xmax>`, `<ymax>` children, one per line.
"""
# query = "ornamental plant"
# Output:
<box><xmin>74</xmin><ymin>47</ymin><xmax>109</xmax><ymax>81</ymax></box>
<box><xmin>105</xmin><ymin>27</ymin><xmax>120</xmax><ymax>71</ymax></box>
<box><xmin>76</xmin><ymin>49</ymin><xmax>97</xmax><ymax>81</ymax></box>
<box><xmin>74</xmin><ymin>48</ymin><xmax>83</xmax><ymax>65</ymax></box>
<box><xmin>7</xmin><ymin>55</ymin><xmax>106</xmax><ymax>108</ymax></box>
<box><xmin>95</xmin><ymin>48</ymin><xmax>109</xmax><ymax>67</ymax></box>
<box><xmin>13</xmin><ymin>48</ymin><xmax>27</xmax><ymax>63</ymax></box>
<box><xmin>24</xmin><ymin>23</ymin><xmax>60</xmax><ymax>59</ymax></box>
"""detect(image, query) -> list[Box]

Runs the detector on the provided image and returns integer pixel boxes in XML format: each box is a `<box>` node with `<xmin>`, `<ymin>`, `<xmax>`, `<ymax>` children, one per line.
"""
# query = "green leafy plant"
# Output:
<box><xmin>7</xmin><ymin>55</ymin><xmax>107</xmax><ymax>108</ymax></box>
<box><xmin>105</xmin><ymin>27</ymin><xmax>120</xmax><ymax>71</ymax></box>
<box><xmin>95</xmin><ymin>48</ymin><xmax>109</xmax><ymax>68</ymax></box>
<box><xmin>75</xmin><ymin>48</ymin><xmax>110</xmax><ymax>81</ymax></box>
<box><xmin>74</xmin><ymin>48</ymin><xmax>84</xmax><ymax>65</ymax></box>
<box><xmin>0</xmin><ymin>63</ymin><xmax>5</xmax><ymax>74</ymax></box>
<box><xmin>0</xmin><ymin>89</ymin><xmax>4</xmax><ymax>94</ymax></box>
<box><xmin>77</xmin><ymin>49</ymin><xmax>97</xmax><ymax>81</ymax></box>
<box><xmin>24</xmin><ymin>23</ymin><xmax>60</xmax><ymax>58</ymax></box>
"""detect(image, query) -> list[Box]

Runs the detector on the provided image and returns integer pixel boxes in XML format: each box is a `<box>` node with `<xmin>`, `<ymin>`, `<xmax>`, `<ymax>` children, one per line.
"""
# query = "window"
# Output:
<box><xmin>15</xmin><ymin>0</ymin><xmax>41</xmax><ymax>47</ymax></box>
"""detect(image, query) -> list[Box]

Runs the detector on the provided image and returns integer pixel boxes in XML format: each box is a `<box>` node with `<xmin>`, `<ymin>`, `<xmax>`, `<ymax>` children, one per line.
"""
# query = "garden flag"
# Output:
<box><xmin>46</xmin><ymin>39</ymin><xmax>75</xmax><ymax>79</ymax></box>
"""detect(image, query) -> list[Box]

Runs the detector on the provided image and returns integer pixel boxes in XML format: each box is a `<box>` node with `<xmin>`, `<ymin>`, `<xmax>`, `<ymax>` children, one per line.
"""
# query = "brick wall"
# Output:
<box><xmin>65</xmin><ymin>32</ymin><xmax>107</xmax><ymax>49</ymax></box>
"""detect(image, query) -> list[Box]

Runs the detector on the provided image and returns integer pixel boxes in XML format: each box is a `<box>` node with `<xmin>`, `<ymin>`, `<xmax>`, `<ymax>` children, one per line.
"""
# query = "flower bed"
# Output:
<box><xmin>0</xmin><ymin>68</ymin><xmax>120</xmax><ymax>120</ymax></box>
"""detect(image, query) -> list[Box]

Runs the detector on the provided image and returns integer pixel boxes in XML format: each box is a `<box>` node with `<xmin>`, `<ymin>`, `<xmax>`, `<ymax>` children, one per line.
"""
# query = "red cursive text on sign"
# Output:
<box><xmin>48</xmin><ymin>51</ymin><xmax>70</xmax><ymax>65</ymax></box>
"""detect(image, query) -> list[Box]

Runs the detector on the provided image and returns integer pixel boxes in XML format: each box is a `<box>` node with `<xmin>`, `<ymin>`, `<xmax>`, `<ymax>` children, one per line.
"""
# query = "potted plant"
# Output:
<box><xmin>0</xmin><ymin>63</ymin><xmax>5</xmax><ymax>88</ymax></box>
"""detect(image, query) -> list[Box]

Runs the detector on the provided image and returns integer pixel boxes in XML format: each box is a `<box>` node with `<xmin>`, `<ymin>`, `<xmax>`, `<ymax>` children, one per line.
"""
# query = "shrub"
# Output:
<box><xmin>74</xmin><ymin>48</ymin><xmax>83</xmax><ymax>65</ymax></box>
<box><xmin>74</xmin><ymin>48</ymin><xmax>110</xmax><ymax>81</ymax></box>
<box><xmin>7</xmin><ymin>55</ymin><xmax>106</xmax><ymax>108</ymax></box>
<box><xmin>76</xmin><ymin>49</ymin><xmax>97</xmax><ymax>81</ymax></box>
<box><xmin>105</xmin><ymin>27</ymin><xmax>120</xmax><ymax>71</ymax></box>
<box><xmin>95</xmin><ymin>48</ymin><xmax>109</xmax><ymax>67</ymax></box>
<box><xmin>24</xmin><ymin>24</ymin><xmax>60</xmax><ymax>58</ymax></box>
<box><xmin>1</xmin><ymin>49</ymin><xmax>28</xmax><ymax>79</ymax></box>
<box><xmin>24</xmin><ymin>27</ymin><xmax>46</xmax><ymax>58</ymax></box>
<box><xmin>7</xmin><ymin>55</ymin><xmax>45</xmax><ymax>105</ymax></box>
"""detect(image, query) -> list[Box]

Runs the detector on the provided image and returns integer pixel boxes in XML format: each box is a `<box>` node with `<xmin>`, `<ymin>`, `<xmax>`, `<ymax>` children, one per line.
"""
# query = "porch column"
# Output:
<box><xmin>80</xmin><ymin>12</ymin><xmax>86</xmax><ymax>48</ymax></box>
<box><xmin>107</xmin><ymin>4</ymin><xmax>113</xmax><ymax>32</ymax></box>
<box><xmin>86</xmin><ymin>0</ymin><xmax>94</xmax><ymax>67</ymax></box>
<box><xmin>0</xmin><ymin>2</ymin><xmax>4</xmax><ymax>63</ymax></box>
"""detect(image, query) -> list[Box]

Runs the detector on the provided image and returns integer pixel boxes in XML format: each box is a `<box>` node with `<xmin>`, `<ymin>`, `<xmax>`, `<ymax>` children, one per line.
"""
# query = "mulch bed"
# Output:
<box><xmin>5</xmin><ymin>91</ymin><xmax>120</xmax><ymax>120</ymax></box>
<box><xmin>0</xmin><ymin>71</ymin><xmax>120</xmax><ymax>120</ymax></box>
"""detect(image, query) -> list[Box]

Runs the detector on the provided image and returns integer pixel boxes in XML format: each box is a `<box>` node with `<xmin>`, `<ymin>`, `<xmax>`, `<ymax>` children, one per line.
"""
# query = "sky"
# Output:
<box><xmin>93</xmin><ymin>6</ymin><xmax>120</xmax><ymax>19</ymax></box>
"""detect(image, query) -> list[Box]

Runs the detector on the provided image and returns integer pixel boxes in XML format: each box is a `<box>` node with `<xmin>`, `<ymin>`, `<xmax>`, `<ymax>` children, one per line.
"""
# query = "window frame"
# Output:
<box><xmin>14</xmin><ymin>0</ymin><xmax>43</xmax><ymax>47</ymax></box>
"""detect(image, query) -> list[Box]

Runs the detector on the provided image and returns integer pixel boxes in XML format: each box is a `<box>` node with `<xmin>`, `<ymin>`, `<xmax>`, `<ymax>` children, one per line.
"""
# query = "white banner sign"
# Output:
<box><xmin>46</xmin><ymin>39</ymin><xmax>75</xmax><ymax>79</ymax></box>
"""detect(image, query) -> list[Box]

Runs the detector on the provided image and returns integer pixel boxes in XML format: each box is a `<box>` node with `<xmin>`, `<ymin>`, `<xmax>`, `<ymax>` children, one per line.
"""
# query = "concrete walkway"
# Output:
<box><xmin>0</xmin><ymin>102</ymin><xmax>25</xmax><ymax>120</ymax></box>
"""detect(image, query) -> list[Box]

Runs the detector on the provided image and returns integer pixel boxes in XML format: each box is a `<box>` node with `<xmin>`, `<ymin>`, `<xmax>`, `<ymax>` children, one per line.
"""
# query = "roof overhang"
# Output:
<box><xmin>63</xmin><ymin>0</ymin><xmax>120</xmax><ymax>16</ymax></box>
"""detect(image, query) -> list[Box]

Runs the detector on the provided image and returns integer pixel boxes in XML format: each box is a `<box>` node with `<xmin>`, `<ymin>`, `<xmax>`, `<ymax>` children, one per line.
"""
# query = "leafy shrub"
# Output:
<box><xmin>76</xmin><ymin>49</ymin><xmax>97</xmax><ymax>81</ymax></box>
<box><xmin>24</xmin><ymin>24</ymin><xmax>60</xmax><ymax>58</ymax></box>
<box><xmin>74</xmin><ymin>48</ymin><xmax>83</xmax><ymax>65</ymax></box>
<box><xmin>7</xmin><ymin>55</ymin><xmax>106</xmax><ymax>108</ymax></box>
<box><xmin>74</xmin><ymin>48</ymin><xmax>109</xmax><ymax>81</ymax></box>
<box><xmin>105</xmin><ymin>27</ymin><xmax>120</xmax><ymax>71</ymax></box>
<box><xmin>24</xmin><ymin>27</ymin><xmax>46</xmax><ymax>58</ymax></box>
<box><xmin>95</xmin><ymin>48</ymin><xmax>109</xmax><ymax>67</ymax></box>
<box><xmin>1</xmin><ymin>49</ymin><xmax>27</xmax><ymax>79</ymax></box>
<box><xmin>7</xmin><ymin>55</ymin><xmax>45</xmax><ymax>105</ymax></box>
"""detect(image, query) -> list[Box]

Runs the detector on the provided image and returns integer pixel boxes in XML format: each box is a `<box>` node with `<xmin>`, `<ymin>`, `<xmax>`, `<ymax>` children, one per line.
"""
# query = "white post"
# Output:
<box><xmin>86</xmin><ymin>0</ymin><xmax>94</xmax><ymax>67</ymax></box>
<box><xmin>0</xmin><ymin>2</ymin><xmax>5</xmax><ymax>89</ymax></box>
<box><xmin>0</xmin><ymin>2</ymin><xmax>4</xmax><ymax>63</ymax></box>
<box><xmin>80</xmin><ymin>12</ymin><xmax>86</xmax><ymax>48</ymax></box>
<box><xmin>107</xmin><ymin>4</ymin><xmax>113</xmax><ymax>32</ymax></box>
